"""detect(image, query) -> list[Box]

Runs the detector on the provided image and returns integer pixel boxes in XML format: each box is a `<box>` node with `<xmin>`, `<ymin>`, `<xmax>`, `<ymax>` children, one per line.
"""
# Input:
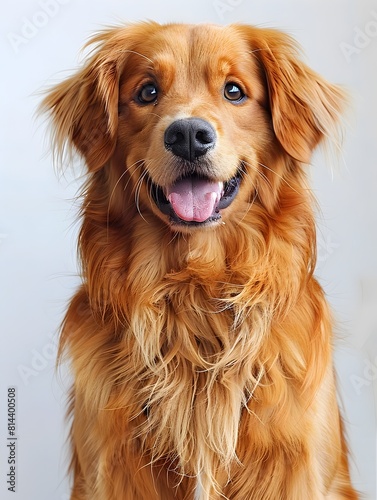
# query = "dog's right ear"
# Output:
<box><xmin>40</xmin><ymin>31</ymin><xmax>123</xmax><ymax>171</ymax></box>
<box><xmin>236</xmin><ymin>25</ymin><xmax>346</xmax><ymax>164</ymax></box>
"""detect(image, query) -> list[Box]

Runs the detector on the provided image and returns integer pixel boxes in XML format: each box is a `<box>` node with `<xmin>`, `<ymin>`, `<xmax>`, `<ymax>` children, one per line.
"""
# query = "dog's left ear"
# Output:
<box><xmin>238</xmin><ymin>26</ymin><xmax>347</xmax><ymax>163</ymax></box>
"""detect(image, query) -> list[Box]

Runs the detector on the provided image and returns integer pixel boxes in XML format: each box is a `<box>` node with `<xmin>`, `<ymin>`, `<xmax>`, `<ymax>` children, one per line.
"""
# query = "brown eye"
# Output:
<box><xmin>224</xmin><ymin>82</ymin><xmax>245</xmax><ymax>103</ymax></box>
<box><xmin>138</xmin><ymin>83</ymin><xmax>158</xmax><ymax>104</ymax></box>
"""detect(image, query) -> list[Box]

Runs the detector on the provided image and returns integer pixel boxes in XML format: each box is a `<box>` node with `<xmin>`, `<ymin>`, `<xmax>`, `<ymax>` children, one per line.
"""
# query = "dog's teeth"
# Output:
<box><xmin>209</xmin><ymin>192</ymin><xmax>217</xmax><ymax>202</ymax></box>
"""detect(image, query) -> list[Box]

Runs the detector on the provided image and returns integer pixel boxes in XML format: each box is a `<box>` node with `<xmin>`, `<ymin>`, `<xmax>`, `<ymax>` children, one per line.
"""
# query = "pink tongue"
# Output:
<box><xmin>167</xmin><ymin>178</ymin><xmax>223</xmax><ymax>222</ymax></box>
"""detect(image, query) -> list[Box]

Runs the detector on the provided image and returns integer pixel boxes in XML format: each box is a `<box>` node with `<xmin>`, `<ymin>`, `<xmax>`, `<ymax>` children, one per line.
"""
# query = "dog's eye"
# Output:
<box><xmin>138</xmin><ymin>83</ymin><xmax>158</xmax><ymax>104</ymax></box>
<box><xmin>224</xmin><ymin>82</ymin><xmax>245</xmax><ymax>103</ymax></box>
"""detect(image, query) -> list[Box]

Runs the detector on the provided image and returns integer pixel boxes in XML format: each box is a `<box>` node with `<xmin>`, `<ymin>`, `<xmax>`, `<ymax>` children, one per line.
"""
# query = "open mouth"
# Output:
<box><xmin>150</xmin><ymin>170</ymin><xmax>242</xmax><ymax>226</ymax></box>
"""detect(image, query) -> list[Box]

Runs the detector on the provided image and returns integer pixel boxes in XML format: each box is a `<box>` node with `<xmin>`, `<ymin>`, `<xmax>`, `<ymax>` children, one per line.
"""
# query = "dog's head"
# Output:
<box><xmin>42</xmin><ymin>22</ymin><xmax>345</xmax><ymax>232</ymax></box>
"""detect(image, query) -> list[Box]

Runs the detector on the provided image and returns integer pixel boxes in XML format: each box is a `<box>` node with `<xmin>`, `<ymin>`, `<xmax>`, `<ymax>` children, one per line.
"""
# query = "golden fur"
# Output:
<box><xmin>42</xmin><ymin>22</ymin><xmax>358</xmax><ymax>499</ymax></box>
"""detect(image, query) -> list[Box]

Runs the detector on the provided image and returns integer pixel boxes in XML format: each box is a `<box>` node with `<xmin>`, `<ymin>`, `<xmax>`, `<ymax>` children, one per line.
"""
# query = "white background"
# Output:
<box><xmin>1</xmin><ymin>1</ymin><xmax>376</xmax><ymax>499</ymax></box>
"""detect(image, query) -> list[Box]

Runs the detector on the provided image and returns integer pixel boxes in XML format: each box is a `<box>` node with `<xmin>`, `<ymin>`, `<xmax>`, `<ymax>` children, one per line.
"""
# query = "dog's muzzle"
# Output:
<box><xmin>150</xmin><ymin>118</ymin><xmax>241</xmax><ymax>227</ymax></box>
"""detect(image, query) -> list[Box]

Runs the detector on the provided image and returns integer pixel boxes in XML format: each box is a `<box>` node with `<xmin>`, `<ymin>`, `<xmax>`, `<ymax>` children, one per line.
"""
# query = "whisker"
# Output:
<box><xmin>134</xmin><ymin>167</ymin><xmax>151</xmax><ymax>224</ymax></box>
<box><xmin>167</xmin><ymin>231</ymin><xmax>180</xmax><ymax>247</ymax></box>
<box><xmin>147</xmin><ymin>112</ymin><xmax>163</xmax><ymax>120</ymax></box>
<box><xmin>239</xmin><ymin>187</ymin><xmax>259</xmax><ymax>225</ymax></box>
<box><xmin>247</xmin><ymin>162</ymin><xmax>273</xmax><ymax>191</ymax></box>
<box><xmin>246</xmin><ymin>159</ymin><xmax>301</xmax><ymax>195</ymax></box>
<box><xmin>107</xmin><ymin>164</ymin><xmax>138</xmax><ymax>231</ymax></box>
<box><xmin>106</xmin><ymin>159</ymin><xmax>145</xmax><ymax>231</ymax></box>
<box><xmin>122</xmin><ymin>160</ymin><xmax>145</xmax><ymax>196</ymax></box>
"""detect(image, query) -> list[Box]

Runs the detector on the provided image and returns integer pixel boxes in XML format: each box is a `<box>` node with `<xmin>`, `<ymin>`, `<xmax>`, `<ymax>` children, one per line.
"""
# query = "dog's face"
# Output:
<box><xmin>117</xmin><ymin>24</ymin><xmax>270</xmax><ymax>230</ymax></box>
<box><xmin>43</xmin><ymin>22</ymin><xmax>344</xmax><ymax>233</ymax></box>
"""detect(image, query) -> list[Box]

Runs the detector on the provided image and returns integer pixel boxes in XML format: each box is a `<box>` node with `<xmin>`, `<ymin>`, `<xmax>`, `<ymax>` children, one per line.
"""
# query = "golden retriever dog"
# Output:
<box><xmin>42</xmin><ymin>22</ymin><xmax>358</xmax><ymax>499</ymax></box>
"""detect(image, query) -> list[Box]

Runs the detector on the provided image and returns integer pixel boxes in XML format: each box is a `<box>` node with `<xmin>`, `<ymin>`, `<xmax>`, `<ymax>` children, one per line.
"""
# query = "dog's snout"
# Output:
<box><xmin>164</xmin><ymin>118</ymin><xmax>216</xmax><ymax>162</ymax></box>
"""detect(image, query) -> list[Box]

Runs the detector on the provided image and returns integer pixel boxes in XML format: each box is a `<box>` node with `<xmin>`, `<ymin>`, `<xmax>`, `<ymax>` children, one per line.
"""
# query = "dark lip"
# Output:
<box><xmin>149</xmin><ymin>168</ymin><xmax>243</xmax><ymax>227</ymax></box>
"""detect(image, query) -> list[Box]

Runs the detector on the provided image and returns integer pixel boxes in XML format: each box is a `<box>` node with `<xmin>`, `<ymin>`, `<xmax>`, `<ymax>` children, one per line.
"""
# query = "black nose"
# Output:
<box><xmin>164</xmin><ymin>118</ymin><xmax>216</xmax><ymax>162</ymax></box>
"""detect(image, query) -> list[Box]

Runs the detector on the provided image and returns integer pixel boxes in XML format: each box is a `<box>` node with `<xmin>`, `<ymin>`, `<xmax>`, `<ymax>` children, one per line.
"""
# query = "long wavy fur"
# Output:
<box><xmin>41</xmin><ymin>22</ymin><xmax>357</xmax><ymax>499</ymax></box>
